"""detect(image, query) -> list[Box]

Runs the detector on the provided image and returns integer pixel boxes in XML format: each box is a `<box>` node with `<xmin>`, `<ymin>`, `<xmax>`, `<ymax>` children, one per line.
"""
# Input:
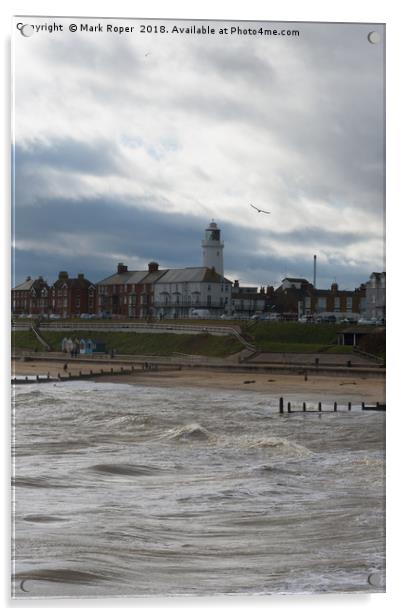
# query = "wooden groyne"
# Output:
<box><xmin>12</xmin><ymin>351</ymin><xmax>385</xmax><ymax>378</ymax></box>
<box><xmin>11</xmin><ymin>364</ymin><xmax>178</xmax><ymax>385</ymax></box>
<box><xmin>278</xmin><ymin>397</ymin><xmax>386</xmax><ymax>414</ymax></box>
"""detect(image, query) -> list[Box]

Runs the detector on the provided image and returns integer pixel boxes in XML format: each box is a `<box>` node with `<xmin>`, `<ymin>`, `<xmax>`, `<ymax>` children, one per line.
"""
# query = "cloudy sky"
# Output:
<box><xmin>12</xmin><ymin>17</ymin><xmax>385</xmax><ymax>290</ymax></box>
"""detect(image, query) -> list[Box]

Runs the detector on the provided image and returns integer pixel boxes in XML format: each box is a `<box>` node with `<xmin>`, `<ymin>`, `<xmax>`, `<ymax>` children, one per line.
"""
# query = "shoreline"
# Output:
<box><xmin>12</xmin><ymin>359</ymin><xmax>385</xmax><ymax>403</ymax></box>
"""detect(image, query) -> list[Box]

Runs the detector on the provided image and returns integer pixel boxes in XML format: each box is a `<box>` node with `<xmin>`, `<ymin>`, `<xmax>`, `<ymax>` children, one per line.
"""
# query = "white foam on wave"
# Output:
<box><xmin>218</xmin><ymin>434</ymin><xmax>313</xmax><ymax>458</ymax></box>
<box><xmin>164</xmin><ymin>423</ymin><xmax>214</xmax><ymax>442</ymax></box>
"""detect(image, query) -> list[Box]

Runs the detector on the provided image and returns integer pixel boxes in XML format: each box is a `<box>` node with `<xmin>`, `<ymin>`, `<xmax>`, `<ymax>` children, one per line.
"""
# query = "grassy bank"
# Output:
<box><xmin>248</xmin><ymin>322</ymin><xmax>340</xmax><ymax>346</ymax></box>
<box><xmin>12</xmin><ymin>321</ymin><xmax>384</xmax><ymax>358</ymax></box>
<box><xmin>12</xmin><ymin>330</ymin><xmax>243</xmax><ymax>358</ymax></box>
<box><xmin>247</xmin><ymin>322</ymin><xmax>383</xmax><ymax>357</ymax></box>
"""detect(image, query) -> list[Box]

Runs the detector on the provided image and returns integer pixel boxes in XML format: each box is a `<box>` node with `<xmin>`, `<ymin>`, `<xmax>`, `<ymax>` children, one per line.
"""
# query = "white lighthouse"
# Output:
<box><xmin>202</xmin><ymin>220</ymin><xmax>224</xmax><ymax>276</ymax></box>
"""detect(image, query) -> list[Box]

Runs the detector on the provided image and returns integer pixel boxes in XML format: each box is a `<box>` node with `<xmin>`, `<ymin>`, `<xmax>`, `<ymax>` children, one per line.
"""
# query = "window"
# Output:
<box><xmin>317</xmin><ymin>297</ymin><xmax>326</xmax><ymax>312</ymax></box>
<box><xmin>207</xmin><ymin>295</ymin><xmax>211</xmax><ymax>306</ymax></box>
<box><xmin>346</xmin><ymin>297</ymin><xmax>353</xmax><ymax>311</ymax></box>
<box><xmin>334</xmin><ymin>297</ymin><xmax>340</xmax><ymax>311</ymax></box>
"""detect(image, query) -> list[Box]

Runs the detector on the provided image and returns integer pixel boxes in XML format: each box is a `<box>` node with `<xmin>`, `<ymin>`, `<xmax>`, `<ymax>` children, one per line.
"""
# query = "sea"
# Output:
<box><xmin>11</xmin><ymin>380</ymin><xmax>386</xmax><ymax>598</ymax></box>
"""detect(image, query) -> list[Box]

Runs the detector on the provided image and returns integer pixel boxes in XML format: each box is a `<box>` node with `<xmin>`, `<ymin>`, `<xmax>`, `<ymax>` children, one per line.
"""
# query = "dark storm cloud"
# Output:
<box><xmin>13</xmin><ymin>195</ymin><xmax>377</xmax><ymax>289</ymax></box>
<box><xmin>14</xmin><ymin>139</ymin><xmax>122</xmax><ymax>176</ymax></box>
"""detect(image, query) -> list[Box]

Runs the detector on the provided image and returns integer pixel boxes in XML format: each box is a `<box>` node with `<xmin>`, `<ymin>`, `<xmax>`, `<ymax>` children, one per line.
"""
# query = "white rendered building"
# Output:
<box><xmin>154</xmin><ymin>267</ymin><xmax>232</xmax><ymax>319</ymax></box>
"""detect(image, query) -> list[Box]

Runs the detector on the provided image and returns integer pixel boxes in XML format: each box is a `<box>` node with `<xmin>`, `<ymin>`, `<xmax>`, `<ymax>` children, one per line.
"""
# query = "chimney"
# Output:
<box><xmin>331</xmin><ymin>282</ymin><xmax>338</xmax><ymax>293</ymax></box>
<box><xmin>117</xmin><ymin>263</ymin><xmax>128</xmax><ymax>274</ymax></box>
<box><xmin>148</xmin><ymin>262</ymin><xmax>159</xmax><ymax>273</ymax></box>
<box><xmin>77</xmin><ymin>273</ymin><xmax>84</xmax><ymax>279</ymax></box>
<box><xmin>58</xmin><ymin>271</ymin><xmax>68</xmax><ymax>280</ymax></box>
<box><xmin>26</xmin><ymin>276</ymin><xmax>31</xmax><ymax>281</ymax></box>
<box><xmin>234</xmin><ymin>280</ymin><xmax>239</xmax><ymax>288</ymax></box>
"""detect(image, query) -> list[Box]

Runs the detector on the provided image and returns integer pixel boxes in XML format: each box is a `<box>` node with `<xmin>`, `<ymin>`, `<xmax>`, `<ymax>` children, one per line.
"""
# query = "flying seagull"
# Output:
<box><xmin>250</xmin><ymin>203</ymin><xmax>271</xmax><ymax>214</ymax></box>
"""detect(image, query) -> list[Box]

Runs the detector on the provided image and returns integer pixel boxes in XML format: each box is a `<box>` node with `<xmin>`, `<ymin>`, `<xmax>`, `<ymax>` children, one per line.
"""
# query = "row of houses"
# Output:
<box><xmin>11</xmin><ymin>261</ymin><xmax>233</xmax><ymax>319</ymax></box>
<box><xmin>12</xmin><ymin>271</ymin><xmax>96</xmax><ymax>317</ymax></box>
<box><xmin>11</xmin><ymin>220</ymin><xmax>385</xmax><ymax>320</ymax></box>
<box><xmin>11</xmin><ymin>264</ymin><xmax>385</xmax><ymax>321</ymax></box>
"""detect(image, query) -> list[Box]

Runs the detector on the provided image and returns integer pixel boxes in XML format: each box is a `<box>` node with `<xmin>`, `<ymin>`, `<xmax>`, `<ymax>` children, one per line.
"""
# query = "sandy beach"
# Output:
<box><xmin>12</xmin><ymin>358</ymin><xmax>385</xmax><ymax>403</ymax></box>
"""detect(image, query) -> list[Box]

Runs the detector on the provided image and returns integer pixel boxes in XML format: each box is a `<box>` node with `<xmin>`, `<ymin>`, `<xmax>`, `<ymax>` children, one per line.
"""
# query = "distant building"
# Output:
<box><xmin>96</xmin><ymin>262</ymin><xmax>167</xmax><ymax>318</ymax></box>
<box><xmin>96</xmin><ymin>221</ymin><xmax>231</xmax><ymax>319</ymax></box>
<box><xmin>12</xmin><ymin>276</ymin><xmax>50</xmax><ymax>315</ymax></box>
<box><xmin>154</xmin><ymin>266</ymin><xmax>232</xmax><ymax>319</ymax></box>
<box><xmin>365</xmin><ymin>272</ymin><xmax>386</xmax><ymax>320</ymax></box>
<box><xmin>273</xmin><ymin>278</ymin><xmax>313</xmax><ymax>317</ymax></box>
<box><xmin>51</xmin><ymin>271</ymin><xmax>96</xmax><ymax>317</ymax></box>
<box><xmin>274</xmin><ymin>279</ymin><xmax>366</xmax><ymax>319</ymax></box>
<box><xmin>301</xmin><ymin>283</ymin><xmax>366</xmax><ymax>318</ymax></box>
<box><xmin>231</xmin><ymin>280</ymin><xmax>266</xmax><ymax>316</ymax></box>
<box><xmin>280</xmin><ymin>277</ymin><xmax>311</xmax><ymax>290</ymax></box>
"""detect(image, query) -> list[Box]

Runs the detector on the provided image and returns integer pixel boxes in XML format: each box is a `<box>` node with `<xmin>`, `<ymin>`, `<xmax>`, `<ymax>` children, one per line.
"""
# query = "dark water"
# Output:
<box><xmin>11</xmin><ymin>381</ymin><xmax>385</xmax><ymax>598</ymax></box>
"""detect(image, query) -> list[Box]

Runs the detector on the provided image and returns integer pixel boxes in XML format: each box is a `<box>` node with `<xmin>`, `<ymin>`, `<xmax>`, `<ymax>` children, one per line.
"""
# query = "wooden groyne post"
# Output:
<box><xmin>279</xmin><ymin>397</ymin><xmax>284</xmax><ymax>414</ymax></box>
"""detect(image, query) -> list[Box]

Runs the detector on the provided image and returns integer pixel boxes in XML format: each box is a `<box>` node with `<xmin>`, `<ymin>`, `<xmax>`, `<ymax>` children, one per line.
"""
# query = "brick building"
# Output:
<box><xmin>97</xmin><ymin>262</ymin><xmax>232</xmax><ymax>319</ymax></box>
<box><xmin>12</xmin><ymin>276</ymin><xmax>51</xmax><ymax>315</ymax></box>
<box><xmin>231</xmin><ymin>280</ymin><xmax>266</xmax><ymax>316</ymax></box>
<box><xmin>273</xmin><ymin>278</ymin><xmax>366</xmax><ymax>319</ymax></box>
<box><xmin>304</xmin><ymin>283</ymin><xmax>366</xmax><ymax>317</ymax></box>
<box><xmin>51</xmin><ymin>271</ymin><xmax>96</xmax><ymax>317</ymax></box>
<box><xmin>96</xmin><ymin>262</ymin><xmax>168</xmax><ymax>318</ymax></box>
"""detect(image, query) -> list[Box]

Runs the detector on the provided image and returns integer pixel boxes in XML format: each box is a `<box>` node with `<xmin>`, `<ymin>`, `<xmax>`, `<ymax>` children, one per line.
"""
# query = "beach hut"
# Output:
<box><xmin>61</xmin><ymin>337</ymin><xmax>74</xmax><ymax>353</ymax></box>
<box><xmin>78</xmin><ymin>338</ymin><xmax>106</xmax><ymax>355</ymax></box>
<box><xmin>93</xmin><ymin>340</ymin><xmax>107</xmax><ymax>353</ymax></box>
<box><xmin>79</xmin><ymin>338</ymin><xmax>92</xmax><ymax>354</ymax></box>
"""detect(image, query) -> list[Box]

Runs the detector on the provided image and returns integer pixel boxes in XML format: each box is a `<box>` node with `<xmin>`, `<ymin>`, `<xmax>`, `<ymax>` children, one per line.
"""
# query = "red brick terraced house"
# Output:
<box><xmin>51</xmin><ymin>271</ymin><xmax>96</xmax><ymax>317</ymax></box>
<box><xmin>301</xmin><ymin>282</ymin><xmax>366</xmax><ymax>317</ymax></box>
<box><xmin>96</xmin><ymin>262</ymin><xmax>167</xmax><ymax>318</ymax></box>
<box><xmin>273</xmin><ymin>278</ymin><xmax>366</xmax><ymax>318</ymax></box>
<box><xmin>12</xmin><ymin>276</ymin><xmax>51</xmax><ymax>315</ymax></box>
